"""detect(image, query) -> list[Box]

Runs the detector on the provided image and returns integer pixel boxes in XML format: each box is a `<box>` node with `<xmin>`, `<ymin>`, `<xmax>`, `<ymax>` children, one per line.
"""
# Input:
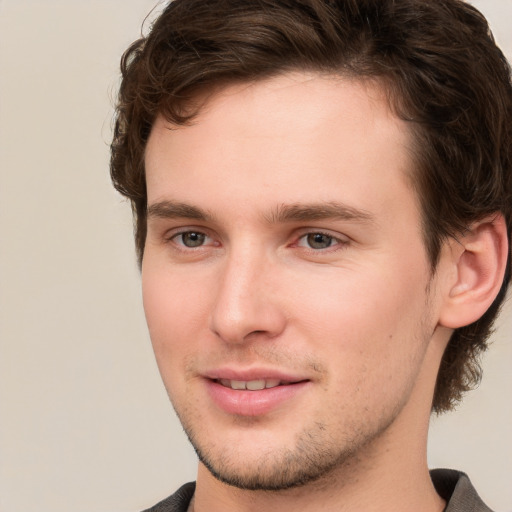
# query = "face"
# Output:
<box><xmin>143</xmin><ymin>74</ymin><xmax>446</xmax><ymax>490</ymax></box>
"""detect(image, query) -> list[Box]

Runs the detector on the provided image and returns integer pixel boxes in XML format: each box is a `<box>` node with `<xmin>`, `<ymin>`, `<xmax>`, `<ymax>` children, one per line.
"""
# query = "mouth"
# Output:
<box><xmin>206</xmin><ymin>376</ymin><xmax>310</xmax><ymax>416</ymax></box>
<box><xmin>216</xmin><ymin>378</ymin><xmax>298</xmax><ymax>391</ymax></box>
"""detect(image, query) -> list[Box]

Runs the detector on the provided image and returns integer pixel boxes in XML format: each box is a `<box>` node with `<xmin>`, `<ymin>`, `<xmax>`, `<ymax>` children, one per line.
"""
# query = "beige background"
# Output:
<box><xmin>0</xmin><ymin>1</ymin><xmax>511</xmax><ymax>511</ymax></box>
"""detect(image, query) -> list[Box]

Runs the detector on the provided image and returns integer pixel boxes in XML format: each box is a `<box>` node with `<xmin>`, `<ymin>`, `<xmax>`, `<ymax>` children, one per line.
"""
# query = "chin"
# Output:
<box><xmin>185</xmin><ymin>420</ymin><xmax>362</xmax><ymax>491</ymax></box>
<box><xmin>199</xmin><ymin>454</ymin><xmax>344</xmax><ymax>491</ymax></box>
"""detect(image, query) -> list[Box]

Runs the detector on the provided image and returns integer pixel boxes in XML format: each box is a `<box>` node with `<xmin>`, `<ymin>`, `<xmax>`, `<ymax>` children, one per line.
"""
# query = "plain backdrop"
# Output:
<box><xmin>0</xmin><ymin>1</ymin><xmax>511</xmax><ymax>511</ymax></box>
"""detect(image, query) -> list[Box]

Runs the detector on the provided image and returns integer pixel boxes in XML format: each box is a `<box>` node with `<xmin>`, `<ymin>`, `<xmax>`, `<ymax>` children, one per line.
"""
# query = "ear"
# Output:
<box><xmin>439</xmin><ymin>214</ymin><xmax>509</xmax><ymax>329</ymax></box>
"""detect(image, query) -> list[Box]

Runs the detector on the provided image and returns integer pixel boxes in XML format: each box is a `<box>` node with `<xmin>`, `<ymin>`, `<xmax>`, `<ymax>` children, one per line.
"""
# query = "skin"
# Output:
<box><xmin>142</xmin><ymin>73</ymin><xmax>458</xmax><ymax>512</ymax></box>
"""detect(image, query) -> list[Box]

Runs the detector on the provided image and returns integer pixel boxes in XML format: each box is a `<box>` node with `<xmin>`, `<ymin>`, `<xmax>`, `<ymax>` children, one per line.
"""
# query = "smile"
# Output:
<box><xmin>207</xmin><ymin>377</ymin><xmax>310</xmax><ymax>416</ymax></box>
<box><xmin>217</xmin><ymin>379</ymin><xmax>285</xmax><ymax>390</ymax></box>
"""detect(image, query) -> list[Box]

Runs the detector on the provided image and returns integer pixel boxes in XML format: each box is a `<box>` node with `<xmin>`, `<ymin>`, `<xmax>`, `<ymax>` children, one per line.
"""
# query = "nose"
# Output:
<box><xmin>209</xmin><ymin>247</ymin><xmax>287</xmax><ymax>344</ymax></box>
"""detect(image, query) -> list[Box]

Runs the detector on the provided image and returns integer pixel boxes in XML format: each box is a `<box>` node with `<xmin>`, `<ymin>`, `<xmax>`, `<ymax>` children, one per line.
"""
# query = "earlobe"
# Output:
<box><xmin>439</xmin><ymin>214</ymin><xmax>509</xmax><ymax>329</ymax></box>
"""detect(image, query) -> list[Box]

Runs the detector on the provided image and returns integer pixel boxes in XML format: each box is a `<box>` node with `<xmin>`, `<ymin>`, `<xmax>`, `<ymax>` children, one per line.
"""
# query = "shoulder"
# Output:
<box><xmin>430</xmin><ymin>469</ymin><xmax>493</xmax><ymax>512</ymax></box>
<box><xmin>141</xmin><ymin>482</ymin><xmax>196</xmax><ymax>512</ymax></box>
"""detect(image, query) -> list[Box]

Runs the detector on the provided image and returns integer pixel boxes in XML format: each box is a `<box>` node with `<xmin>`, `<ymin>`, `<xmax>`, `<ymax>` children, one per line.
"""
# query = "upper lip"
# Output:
<box><xmin>203</xmin><ymin>367</ymin><xmax>308</xmax><ymax>383</ymax></box>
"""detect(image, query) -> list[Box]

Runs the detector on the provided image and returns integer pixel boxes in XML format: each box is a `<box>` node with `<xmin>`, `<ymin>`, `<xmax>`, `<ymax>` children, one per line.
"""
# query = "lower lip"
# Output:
<box><xmin>205</xmin><ymin>380</ymin><xmax>310</xmax><ymax>417</ymax></box>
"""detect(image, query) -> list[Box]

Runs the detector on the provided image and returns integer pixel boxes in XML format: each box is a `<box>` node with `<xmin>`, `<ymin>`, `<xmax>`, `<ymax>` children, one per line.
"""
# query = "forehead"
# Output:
<box><xmin>145</xmin><ymin>73</ymin><xmax>416</xmax><ymax>219</ymax></box>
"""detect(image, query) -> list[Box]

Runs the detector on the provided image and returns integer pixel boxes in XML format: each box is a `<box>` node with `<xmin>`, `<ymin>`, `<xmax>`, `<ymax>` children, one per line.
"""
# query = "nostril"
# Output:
<box><xmin>246</xmin><ymin>329</ymin><xmax>268</xmax><ymax>338</ymax></box>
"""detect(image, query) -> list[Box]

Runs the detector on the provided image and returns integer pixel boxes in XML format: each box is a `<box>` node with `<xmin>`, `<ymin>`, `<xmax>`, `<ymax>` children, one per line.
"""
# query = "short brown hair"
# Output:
<box><xmin>110</xmin><ymin>0</ymin><xmax>512</xmax><ymax>413</ymax></box>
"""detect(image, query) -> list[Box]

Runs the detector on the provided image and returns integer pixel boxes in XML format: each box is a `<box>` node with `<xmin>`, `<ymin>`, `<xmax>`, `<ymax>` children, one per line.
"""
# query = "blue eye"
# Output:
<box><xmin>176</xmin><ymin>231</ymin><xmax>206</xmax><ymax>247</ymax></box>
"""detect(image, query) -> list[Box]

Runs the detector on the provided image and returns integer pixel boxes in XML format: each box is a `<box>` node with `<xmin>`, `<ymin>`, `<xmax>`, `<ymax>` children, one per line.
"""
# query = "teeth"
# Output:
<box><xmin>219</xmin><ymin>378</ymin><xmax>282</xmax><ymax>390</ymax></box>
<box><xmin>246</xmin><ymin>380</ymin><xmax>266</xmax><ymax>391</ymax></box>
<box><xmin>231</xmin><ymin>380</ymin><xmax>246</xmax><ymax>390</ymax></box>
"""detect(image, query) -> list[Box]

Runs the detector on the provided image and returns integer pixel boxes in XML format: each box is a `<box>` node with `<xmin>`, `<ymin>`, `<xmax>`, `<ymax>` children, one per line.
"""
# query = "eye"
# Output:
<box><xmin>173</xmin><ymin>231</ymin><xmax>208</xmax><ymax>248</ymax></box>
<box><xmin>306</xmin><ymin>233</ymin><xmax>334</xmax><ymax>249</ymax></box>
<box><xmin>297</xmin><ymin>232</ymin><xmax>344</xmax><ymax>250</ymax></box>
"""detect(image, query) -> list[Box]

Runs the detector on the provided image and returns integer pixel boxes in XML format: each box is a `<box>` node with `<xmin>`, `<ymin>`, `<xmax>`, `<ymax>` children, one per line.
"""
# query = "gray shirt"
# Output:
<box><xmin>142</xmin><ymin>469</ymin><xmax>493</xmax><ymax>512</ymax></box>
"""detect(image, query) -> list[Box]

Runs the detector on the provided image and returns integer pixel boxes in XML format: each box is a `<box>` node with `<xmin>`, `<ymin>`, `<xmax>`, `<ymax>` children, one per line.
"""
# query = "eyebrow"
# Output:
<box><xmin>266</xmin><ymin>201</ymin><xmax>375</xmax><ymax>225</ymax></box>
<box><xmin>147</xmin><ymin>201</ymin><xmax>214</xmax><ymax>222</ymax></box>
<box><xmin>147</xmin><ymin>199</ymin><xmax>375</xmax><ymax>226</ymax></box>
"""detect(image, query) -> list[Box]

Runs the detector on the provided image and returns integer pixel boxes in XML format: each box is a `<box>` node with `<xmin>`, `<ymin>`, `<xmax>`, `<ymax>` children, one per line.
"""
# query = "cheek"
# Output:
<box><xmin>295</xmin><ymin>265</ymin><xmax>431</xmax><ymax>374</ymax></box>
<box><xmin>307</xmin><ymin>279</ymin><xmax>431</xmax><ymax>427</ymax></box>
<box><xmin>141</xmin><ymin>264</ymin><xmax>210</xmax><ymax>358</ymax></box>
<box><xmin>293</xmin><ymin>270</ymin><xmax>409</xmax><ymax>335</ymax></box>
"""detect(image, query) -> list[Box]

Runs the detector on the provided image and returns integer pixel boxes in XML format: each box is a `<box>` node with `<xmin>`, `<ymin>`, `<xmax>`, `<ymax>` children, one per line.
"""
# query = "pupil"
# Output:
<box><xmin>183</xmin><ymin>232</ymin><xmax>205</xmax><ymax>247</ymax></box>
<box><xmin>307</xmin><ymin>233</ymin><xmax>332</xmax><ymax>249</ymax></box>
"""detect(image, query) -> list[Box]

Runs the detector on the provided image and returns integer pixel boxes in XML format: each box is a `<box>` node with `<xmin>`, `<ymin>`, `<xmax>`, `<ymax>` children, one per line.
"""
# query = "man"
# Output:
<box><xmin>110</xmin><ymin>0</ymin><xmax>512</xmax><ymax>511</ymax></box>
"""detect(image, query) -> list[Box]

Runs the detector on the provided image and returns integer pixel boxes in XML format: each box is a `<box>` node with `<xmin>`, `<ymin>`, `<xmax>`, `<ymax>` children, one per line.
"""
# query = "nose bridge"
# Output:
<box><xmin>209</xmin><ymin>242</ymin><xmax>285</xmax><ymax>343</ymax></box>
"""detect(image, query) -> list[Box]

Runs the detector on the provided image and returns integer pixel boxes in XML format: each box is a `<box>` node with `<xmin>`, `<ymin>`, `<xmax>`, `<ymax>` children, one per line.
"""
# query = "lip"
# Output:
<box><xmin>204</xmin><ymin>367</ymin><xmax>306</xmax><ymax>383</ymax></box>
<box><xmin>203</xmin><ymin>367</ymin><xmax>311</xmax><ymax>417</ymax></box>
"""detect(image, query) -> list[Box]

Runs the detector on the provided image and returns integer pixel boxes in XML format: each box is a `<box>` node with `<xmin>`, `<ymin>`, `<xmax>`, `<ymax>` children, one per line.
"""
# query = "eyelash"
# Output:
<box><xmin>294</xmin><ymin>231</ymin><xmax>348</xmax><ymax>251</ymax></box>
<box><xmin>166</xmin><ymin>228</ymin><xmax>348</xmax><ymax>253</ymax></box>
<box><xmin>168</xmin><ymin>230</ymin><xmax>216</xmax><ymax>250</ymax></box>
